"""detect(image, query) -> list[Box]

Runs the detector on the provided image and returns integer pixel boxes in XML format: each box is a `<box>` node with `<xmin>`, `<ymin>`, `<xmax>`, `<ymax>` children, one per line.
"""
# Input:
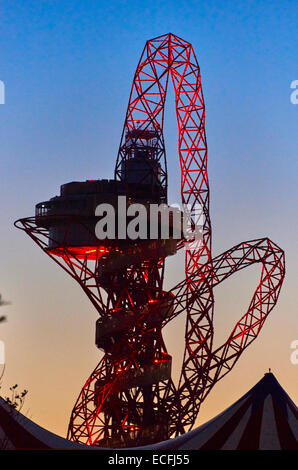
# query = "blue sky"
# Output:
<box><xmin>0</xmin><ymin>0</ymin><xmax>297</xmax><ymax>219</ymax></box>
<box><xmin>0</xmin><ymin>0</ymin><xmax>297</xmax><ymax>436</ymax></box>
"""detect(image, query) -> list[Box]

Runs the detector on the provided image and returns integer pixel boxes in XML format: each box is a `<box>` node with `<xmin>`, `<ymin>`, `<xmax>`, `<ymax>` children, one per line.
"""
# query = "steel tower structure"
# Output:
<box><xmin>15</xmin><ymin>33</ymin><xmax>285</xmax><ymax>447</ymax></box>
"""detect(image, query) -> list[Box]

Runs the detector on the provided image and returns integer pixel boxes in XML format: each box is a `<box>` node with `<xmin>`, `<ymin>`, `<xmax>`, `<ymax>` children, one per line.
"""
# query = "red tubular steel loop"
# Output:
<box><xmin>14</xmin><ymin>33</ymin><xmax>285</xmax><ymax>447</ymax></box>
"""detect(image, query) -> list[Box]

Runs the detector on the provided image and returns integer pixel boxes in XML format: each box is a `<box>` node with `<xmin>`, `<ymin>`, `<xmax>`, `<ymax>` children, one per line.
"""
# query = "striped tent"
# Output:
<box><xmin>0</xmin><ymin>397</ymin><xmax>86</xmax><ymax>450</ymax></box>
<box><xmin>0</xmin><ymin>372</ymin><xmax>297</xmax><ymax>450</ymax></box>
<box><xmin>143</xmin><ymin>372</ymin><xmax>298</xmax><ymax>450</ymax></box>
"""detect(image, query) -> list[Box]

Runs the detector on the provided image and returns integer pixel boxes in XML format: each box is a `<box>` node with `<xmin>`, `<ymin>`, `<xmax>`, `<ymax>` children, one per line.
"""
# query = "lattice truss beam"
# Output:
<box><xmin>15</xmin><ymin>33</ymin><xmax>285</xmax><ymax>446</ymax></box>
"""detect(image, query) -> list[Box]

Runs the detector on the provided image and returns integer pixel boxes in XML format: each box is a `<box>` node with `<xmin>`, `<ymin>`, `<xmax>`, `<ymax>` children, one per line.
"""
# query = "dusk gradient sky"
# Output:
<box><xmin>0</xmin><ymin>0</ymin><xmax>297</xmax><ymax>437</ymax></box>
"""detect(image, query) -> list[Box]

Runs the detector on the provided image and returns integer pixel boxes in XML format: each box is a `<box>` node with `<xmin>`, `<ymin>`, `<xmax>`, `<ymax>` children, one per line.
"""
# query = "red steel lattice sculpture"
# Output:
<box><xmin>15</xmin><ymin>33</ymin><xmax>285</xmax><ymax>447</ymax></box>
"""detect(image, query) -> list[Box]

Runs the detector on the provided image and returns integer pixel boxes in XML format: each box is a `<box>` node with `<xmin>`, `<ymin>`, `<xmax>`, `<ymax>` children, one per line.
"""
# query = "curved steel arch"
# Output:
<box><xmin>115</xmin><ymin>34</ymin><xmax>213</xmax><ymax>399</ymax></box>
<box><xmin>15</xmin><ymin>33</ymin><xmax>285</xmax><ymax>447</ymax></box>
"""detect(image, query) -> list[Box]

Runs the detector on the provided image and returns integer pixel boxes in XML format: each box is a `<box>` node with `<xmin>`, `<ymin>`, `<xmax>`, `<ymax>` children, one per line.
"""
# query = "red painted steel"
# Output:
<box><xmin>15</xmin><ymin>33</ymin><xmax>285</xmax><ymax>447</ymax></box>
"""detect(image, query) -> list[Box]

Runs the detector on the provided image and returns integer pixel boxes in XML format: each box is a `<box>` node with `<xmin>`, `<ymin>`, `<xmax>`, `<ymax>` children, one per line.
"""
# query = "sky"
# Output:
<box><xmin>0</xmin><ymin>0</ymin><xmax>297</xmax><ymax>438</ymax></box>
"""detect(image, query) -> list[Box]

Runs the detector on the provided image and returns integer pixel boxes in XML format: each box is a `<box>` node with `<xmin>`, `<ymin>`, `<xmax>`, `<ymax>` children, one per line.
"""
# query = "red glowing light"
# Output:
<box><xmin>154</xmin><ymin>358</ymin><xmax>167</xmax><ymax>364</ymax></box>
<box><xmin>16</xmin><ymin>33</ymin><xmax>286</xmax><ymax>448</ymax></box>
<box><xmin>47</xmin><ymin>245</ymin><xmax>109</xmax><ymax>260</ymax></box>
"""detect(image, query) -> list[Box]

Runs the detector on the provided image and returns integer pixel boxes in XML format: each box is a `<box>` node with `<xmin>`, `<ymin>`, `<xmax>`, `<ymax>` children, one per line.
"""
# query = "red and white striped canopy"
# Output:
<box><xmin>0</xmin><ymin>373</ymin><xmax>297</xmax><ymax>450</ymax></box>
<box><xmin>143</xmin><ymin>372</ymin><xmax>297</xmax><ymax>450</ymax></box>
